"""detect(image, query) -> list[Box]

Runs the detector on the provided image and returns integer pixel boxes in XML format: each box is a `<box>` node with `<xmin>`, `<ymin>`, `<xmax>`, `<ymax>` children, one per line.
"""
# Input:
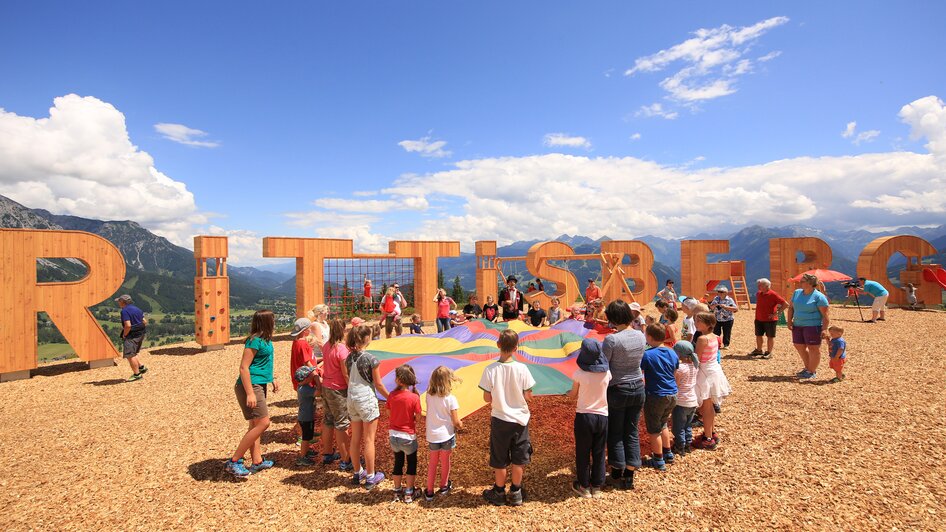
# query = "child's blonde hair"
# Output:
<box><xmin>695</xmin><ymin>311</ymin><xmax>717</xmax><ymax>329</ymax></box>
<box><xmin>428</xmin><ymin>366</ymin><xmax>462</xmax><ymax>397</ymax></box>
<box><xmin>828</xmin><ymin>325</ymin><xmax>844</xmax><ymax>334</ymax></box>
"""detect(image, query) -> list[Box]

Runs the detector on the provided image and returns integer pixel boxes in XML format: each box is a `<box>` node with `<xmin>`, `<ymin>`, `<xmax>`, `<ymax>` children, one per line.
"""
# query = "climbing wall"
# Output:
<box><xmin>194</xmin><ymin>236</ymin><xmax>230</xmax><ymax>350</ymax></box>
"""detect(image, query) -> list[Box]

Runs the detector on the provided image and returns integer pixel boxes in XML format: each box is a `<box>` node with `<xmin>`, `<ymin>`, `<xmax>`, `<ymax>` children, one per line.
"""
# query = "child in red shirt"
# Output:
<box><xmin>387</xmin><ymin>365</ymin><xmax>422</xmax><ymax>503</ymax></box>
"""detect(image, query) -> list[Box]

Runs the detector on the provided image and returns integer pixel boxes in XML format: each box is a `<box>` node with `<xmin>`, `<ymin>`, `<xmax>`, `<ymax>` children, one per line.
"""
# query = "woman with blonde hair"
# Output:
<box><xmin>306</xmin><ymin>304</ymin><xmax>331</xmax><ymax>349</ymax></box>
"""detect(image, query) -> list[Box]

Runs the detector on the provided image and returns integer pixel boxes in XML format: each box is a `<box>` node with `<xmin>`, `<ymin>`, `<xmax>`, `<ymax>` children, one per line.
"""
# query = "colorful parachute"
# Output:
<box><xmin>370</xmin><ymin>319</ymin><xmax>607</xmax><ymax>419</ymax></box>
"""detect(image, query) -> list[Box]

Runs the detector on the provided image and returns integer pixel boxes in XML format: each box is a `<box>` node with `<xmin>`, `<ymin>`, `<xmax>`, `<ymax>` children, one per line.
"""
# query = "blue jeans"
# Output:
<box><xmin>606</xmin><ymin>384</ymin><xmax>645</xmax><ymax>470</ymax></box>
<box><xmin>671</xmin><ymin>405</ymin><xmax>697</xmax><ymax>448</ymax></box>
<box><xmin>436</xmin><ymin>317</ymin><xmax>451</xmax><ymax>332</ymax></box>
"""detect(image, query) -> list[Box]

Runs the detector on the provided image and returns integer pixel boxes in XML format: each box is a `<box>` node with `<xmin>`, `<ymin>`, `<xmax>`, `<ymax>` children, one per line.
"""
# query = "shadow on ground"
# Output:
<box><xmin>150</xmin><ymin>346</ymin><xmax>203</xmax><ymax>356</ymax></box>
<box><xmin>83</xmin><ymin>378</ymin><xmax>128</xmax><ymax>386</ymax></box>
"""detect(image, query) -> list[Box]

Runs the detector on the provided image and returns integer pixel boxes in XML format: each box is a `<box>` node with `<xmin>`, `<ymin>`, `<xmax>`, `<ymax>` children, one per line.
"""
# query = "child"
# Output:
<box><xmin>289</xmin><ymin>317</ymin><xmax>316</xmax><ymax>449</ymax></box>
<box><xmin>450</xmin><ymin>310</ymin><xmax>468</xmax><ymax>327</ymax></box>
<box><xmin>903</xmin><ymin>283</ymin><xmax>918</xmax><ymax>310</ymax></box>
<box><xmin>408</xmin><ymin>313</ymin><xmax>425</xmax><ymax>335</ymax></box>
<box><xmin>480</xmin><ymin>329</ymin><xmax>536</xmax><ymax>507</ymax></box>
<box><xmin>547</xmin><ymin>297</ymin><xmax>563</xmax><ymax>326</ymax></box>
<box><xmin>644</xmin><ymin>315</ymin><xmax>656</xmax><ymax>327</ymax></box>
<box><xmin>226</xmin><ymin>310</ymin><xmax>278</xmax><ymax>477</ymax></box>
<box><xmin>670</xmin><ymin>341</ymin><xmax>699</xmax><ymax>456</ymax></box>
<box><xmin>692</xmin><ymin>313</ymin><xmax>731</xmax><ymax>450</ymax></box>
<box><xmin>387</xmin><ymin>365</ymin><xmax>422</xmax><ymax>503</ymax></box>
<box><xmin>482</xmin><ymin>295</ymin><xmax>500</xmax><ymax>323</ymax></box>
<box><xmin>663</xmin><ymin>308</ymin><xmax>679</xmax><ymax>347</ymax></box>
<box><xmin>321</xmin><ymin>319</ymin><xmax>353</xmax><ymax>471</ymax></box>
<box><xmin>566</xmin><ymin>338</ymin><xmax>611</xmax><ymax>499</ymax></box>
<box><xmin>370</xmin><ymin>323</ymin><xmax>382</xmax><ymax>341</ymax></box>
<box><xmin>827</xmin><ymin>325</ymin><xmax>847</xmax><ymax>383</ymax></box>
<box><xmin>294</xmin><ymin>365</ymin><xmax>321</xmax><ymax>466</ymax></box>
<box><xmin>680</xmin><ymin>298</ymin><xmax>698</xmax><ymax>342</ymax></box>
<box><xmin>655</xmin><ymin>300</ymin><xmax>669</xmax><ymax>324</ymax></box>
<box><xmin>342</xmin><ymin>325</ymin><xmax>391</xmax><ymax>489</ymax></box>
<box><xmin>425</xmin><ymin>366</ymin><xmax>464</xmax><ymax>501</ymax></box>
<box><xmin>640</xmin><ymin>324</ymin><xmax>679</xmax><ymax>470</ymax></box>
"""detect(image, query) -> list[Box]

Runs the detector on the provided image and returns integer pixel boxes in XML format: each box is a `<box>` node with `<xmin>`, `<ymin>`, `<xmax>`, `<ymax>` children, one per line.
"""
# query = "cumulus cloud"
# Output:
<box><xmin>298</xmin><ymin>95</ymin><xmax>946</xmax><ymax>248</ymax></box>
<box><xmin>841</xmin><ymin>121</ymin><xmax>881</xmax><ymax>145</ymax></box>
<box><xmin>398</xmin><ymin>135</ymin><xmax>451</xmax><ymax>158</ymax></box>
<box><xmin>0</xmin><ymin>94</ymin><xmax>206</xmax><ymax>244</ymax></box>
<box><xmin>154</xmin><ymin>122</ymin><xmax>220</xmax><ymax>148</ymax></box>
<box><xmin>626</xmin><ymin>16</ymin><xmax>788</xmax><ymax>111</ymax></box>
<box><xmin>204</xmin><ymin>226</ymin><xmax>264</xmax><ymax>265</ymax></box>
<box><xmin>543</xmin><ymin>133</ymin><xmax>591</xmax><ymax>149</ymax></box>
<box><xmin>636</xmin><ymin>103</ymin><xmax>679</xmax><ymax>120</ymax></box>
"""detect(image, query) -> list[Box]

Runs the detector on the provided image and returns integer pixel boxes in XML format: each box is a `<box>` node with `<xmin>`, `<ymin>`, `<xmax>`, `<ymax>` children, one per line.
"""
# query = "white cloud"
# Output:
<box><xmin>398</xmin><ymin>135</ymin><xmax>451</xmax><ymax>158</ymax></box>
<box><xmin>636</xmin><ymin>103</ymin><xmax>679</xmax><ymax>120</ymax></box>
<box><xmin>626</xmin><ymin>16</ymin><xmax>788</xmax><ymax>109</ymax></box>
<box><xmin>630</xmin><ymin>133</ymin><xmax>642</xmax><ymax>141</ymax></box>
<box><xmin>841</xmin><ymin>121</ymin><xmax>881</xmax><ymax>145</ymax></box>
<box><xmin>0</xmin><ymin>94</ymin><xmax>206</xmax><ymax>244</ymax></box>
<box><xmin>297</xmin><ymin>95</ymin><xmax>946</xmax><ymax>247</ymax></box>
<box><xmin>204</xmin><ymin>226</ymin><xmax>264</xmax><ymax>265</ymax></box>
<box><xmin>154</xmin><ymin>122</ymin><xmax>220</xmax><ymax>148</ymax></box>
<box><xmin>543</xmin><ymin>133</ymin><xmax>592</xmax><ymax>149</ymax></box>
<box><xmin>312</xmin><ymin>196</ymin><xmax>429</xmax><ymax>213</ymax></box>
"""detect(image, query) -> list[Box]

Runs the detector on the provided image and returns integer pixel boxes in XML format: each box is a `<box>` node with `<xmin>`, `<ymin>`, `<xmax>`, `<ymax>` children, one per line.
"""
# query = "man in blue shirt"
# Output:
<box><xmin>858</xmin><ymin>278</ymin><xmax>890</xmax><ymax>323</ymax></box>
<box><xmin>115</xmin><ymin>294</ymin><xmax>149</xmax><ymax>381</ymax></box>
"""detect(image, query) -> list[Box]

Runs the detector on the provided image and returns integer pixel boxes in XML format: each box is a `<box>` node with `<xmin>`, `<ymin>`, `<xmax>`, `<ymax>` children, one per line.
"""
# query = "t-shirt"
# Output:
<box><xmin>345</xmin><ymin>350</ymin><xmax>380</xmax><ymax>384</ymax></box>
<box><xmin>527</xmin><ymin>308</ymin><xmax>547</xmax><ymax>327</ymax></box>
<box><xmin>478</xmin><ymin>359</ymin><xmax>536</xmax><ymax>426</ymax></box>
<box><xmin>682</xmin><ymin>316</ymin><xmax>696</xmax><ymax>341</ymax></box>
<box><xmin>437</xmin><ymin>297</ymin><xmax>454</xmax><ymax>319</ymax></box>
<box><xmin>585</xmin><ymin>285</ymin><xmax>601</xmax><ymax>302</ymax></box>
<box><xmin>791</xmin><ymin>289</ymin><xmax>830</xmax><ymax>327</ymax></box>
<box><xmin>483</xmin><ymin>304</ymin><xmax>499</xmax><ymax>321</ymax></box>
<box><xmin>602</xmin><ymin>328</ymin><xmax>646</xmax><ymax>388</ymax></box>
<box><xmin>237</xmin><ymin>336</ymin><xmax>274</xmax><ymax>386</ymax></box>
<box><xmin>640</xmin><ymin>346</ymin><xmax>679</xmax><ymax>397</ymax></box>
<box><xmin>862</xmin><ymin>280</ymin><xmax>889</xmax><ymax>297</ymax></box>
<box><xmin>426</xmin><ymin>393</ymin><xmax>460</xmax><ymax>443</ymax></box>
<box><xmin>321</xmin><ymin>342</ymin><xmax>350</xmax><ymax>390</ymax></box>
<box><xmin>363</xmin><ymin>282</ymin><xmax>371</xmax><ymax>297</ymax></box>
<box><xmin>674</xmin><ymin>362</ymin><xmax>699</xmax><ymax>408</ymax></box>
<box><xmin>572</xmin><ymin>368</ymin><xmax>611</xmax><ymax>416</ymax></box>
<box><xmin>755</xmin><ymin>290</ymin><xmax>788</xmax><ymax>322</ymax></box>
<box><xmin>830</xmin><ymin>337</ymin><xmax>847</xmax><ymax>359</ymax></box>
<box><xmin>408</xmin><ymin>322</ymin><xmax>424</xmax><ymax>334</ymax></box>
<box><xmin>387</xmin><ymin>389</ymin><xmax>421</xmax><ymax>436</ymax></box>
<box><xmin>463</xmin><ymin>303</ymin><xmax>483</xmax><ymax>317</ymax></box>
<box><xmin>120</xmin><ymin>304</ymin><xmax>147</xmax><ymax>338</ymax></box>
<box><xmin>290</xmin><ymin>332</ymin><xmax>314</xmax><ymax>391</ymax></box>
<box><xmin>711</xmin><ymin>296</ymin><xmax>736</xmax><ymax>322</ymax></box>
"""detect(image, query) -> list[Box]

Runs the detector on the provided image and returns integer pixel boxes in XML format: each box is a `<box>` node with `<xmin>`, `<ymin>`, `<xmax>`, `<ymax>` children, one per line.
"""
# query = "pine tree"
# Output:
<box><xmin>438</xmin><ymin>268</ymin><xmax>445</xmax><ymax>289</ymax></box>
<box><xmin>451</xmin><ymin>275</ymin><xmax>465</xmax><ymax>304</ymax></box>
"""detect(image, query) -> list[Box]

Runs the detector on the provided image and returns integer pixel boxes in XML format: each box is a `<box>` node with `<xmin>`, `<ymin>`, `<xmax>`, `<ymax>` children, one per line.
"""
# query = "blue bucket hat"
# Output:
<box><xmin>673</xmin><ymin>340</ymin><xmax>699</xmax><ymax>368</ymax></box>
<box><xmin>577</xmin><ymin>338</ymin><xmax>608</xmax><ymax>373</ymax></box>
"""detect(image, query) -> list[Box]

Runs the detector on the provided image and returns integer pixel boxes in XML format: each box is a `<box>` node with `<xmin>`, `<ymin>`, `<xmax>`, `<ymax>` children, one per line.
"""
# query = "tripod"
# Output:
<box><xmin>847</xmin><ymin>288</ymin><xmax>866</xmax><ymax>322</ymax></box>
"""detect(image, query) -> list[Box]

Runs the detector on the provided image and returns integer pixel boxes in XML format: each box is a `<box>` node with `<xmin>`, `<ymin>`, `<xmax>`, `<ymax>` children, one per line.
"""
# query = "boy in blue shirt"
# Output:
<box><xmin>640</xmin><ymin>324</ymin><xmax>679</xmax><ymax>471</ymax></box>
<box><xmin>827</xmin><ymin>325</ymin><xmax>847</xmax><ymax>383</ymax></box>
<box><xmin>115</xmin><ymin>294</ymin><xmax>148</xmax><ymax>381</ymax></box>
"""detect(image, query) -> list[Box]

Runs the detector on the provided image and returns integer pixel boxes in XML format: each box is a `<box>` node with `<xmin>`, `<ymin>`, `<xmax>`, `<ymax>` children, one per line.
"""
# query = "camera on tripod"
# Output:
<box><xmin>842</xmin><ymin>280</ymin><xmax>860</xmax><ymax>289</ymax></box>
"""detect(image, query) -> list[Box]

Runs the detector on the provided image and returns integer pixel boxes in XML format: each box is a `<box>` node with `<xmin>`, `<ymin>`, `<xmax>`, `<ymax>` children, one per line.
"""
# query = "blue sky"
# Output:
<box><xmin>1</xmin><ymin>2</ymin><xmax>945</xmax><ymax>264</ymax></box>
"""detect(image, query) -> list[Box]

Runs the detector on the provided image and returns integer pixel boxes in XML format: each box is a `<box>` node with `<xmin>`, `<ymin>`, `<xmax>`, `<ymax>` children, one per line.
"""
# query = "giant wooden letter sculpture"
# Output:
<box><xmin>600</xmin><ymin>240</ymin><xmax>657</xmax><ymax>303</ymax></box>
<box><xmin>769</xmin><ymin>237</ymin><xmax>833</xmax><ymax>296</ymax></box>
<box><xmin>388</xmin><ymin>241</ymin><xmax>462</xmax><ymax>322</ymax></box>
<box><xmin>194</xmin><ymin>236</ymin><xmax>230</xmax><ymax>350</ymax></box>
<box><xmin>475</xmin><ymin>241</ymin><xmax>500</xmax><ymax>305</ymax></box>
<box><xmin>680</xmin><ymin>240</ymin><xmax>731</xmax><ymax>299</ymax></box>
<box><xmin>857</xmin><ymin>235</ymin><xmax>938</xmax><ymax>307</ymax></box>
<box><xmin>523</xmin><ymin>241</ymin><xmax>580</xmax><ymax>309</ymax></box>
<box><xmin>0</xmin><ymin>229</ymin><xmax>125</xmax><ymax>381</ymax></box>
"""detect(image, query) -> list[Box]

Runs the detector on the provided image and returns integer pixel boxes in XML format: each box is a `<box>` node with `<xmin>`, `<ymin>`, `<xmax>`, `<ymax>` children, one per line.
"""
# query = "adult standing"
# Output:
<box><xmin>601</xmin><ymin>300</ymin><xmax>646</xmax><ymax>490</ymax></box>
<box><xmin>585</xmin><ymin>278</ymin><xmax>601</xmax><ymax>305</ymax></box>
<box><xmin>750</xmin><ymin>279</ymin><xmax>787</xmax><ymax>359</ymax></box>
<box><xmin>858</xmin><ymin>277</ymin><xmax>889</xmax><ymax>322</ymax></box>
<box><xmin>381</xmin><ymin>287</ymin><xmax>404</xmax><ymax>338</ymax></box>
<box><xmin>307</xmin><ymin>304</ymin><xmax>330</xmax><ymax>348</ymax></box>
<box><xmin>433</xmin><ymin>288</ymin><xmax>456</xmax><ymax>332</ymax></box>
<box><xmin>115</xmin><ymin>294</ymin><xmax>148</xmax><ymax>381</ymax></box>
<box><xmin>709</xmin><ymin>287</ymin><xmax>738</xmax><ymax>350</ymax></box>
<box><xmin>786</xmin><ymin>273</ymin><xmax>830</xmax><ymax>380</ymax></box>
<box><xmin>656</xmin><ymin>280</ymin><xmax>678</xmax><ymax>309</ymax></box>
<box><xmin>499</xmin><ymin>276</ymin><xmax>524</xmax><ymax>321</ymax></box>
<box><xmin>392</xmin><ymin>283</ymin><xmax>408</xmax><ymax>334</ymax></box>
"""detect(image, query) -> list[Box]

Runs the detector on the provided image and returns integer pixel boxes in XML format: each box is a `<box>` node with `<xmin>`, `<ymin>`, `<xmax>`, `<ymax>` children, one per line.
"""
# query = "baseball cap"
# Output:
<box><xmin>629</xmin><ymin>302</ymin><xmax>642</xmax><ymax>312</ymax></box>
<box><xmin>114</xmin><ymin>294</ymin><xmax>133</xmax><ymax>303</ymax></box>
<box><xmin>289</xmin><ymin>318</ymin><xmax>312</xmax><ymax>337</ymax></box>
<box><xmin>350</xmin><ymin>317</ymin><xmax>366</xmax><ymax>327</ymax></box>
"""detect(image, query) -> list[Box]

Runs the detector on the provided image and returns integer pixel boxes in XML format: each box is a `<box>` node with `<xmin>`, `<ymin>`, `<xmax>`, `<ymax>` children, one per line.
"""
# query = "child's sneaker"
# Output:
<box><xmin>392</xmin><ymin>487</ymin><xmax>403</xmax><ymax>503</ymax></box>
<box><xmin>571</xmin><ymin>481</ymin><xmax>592</xmax><ymax>499</ymax></box>
<box><xmin>482</xmin><ymin>486</ymin><xmax>505</xmax><ymax>506</ymax></box>
<box><xmin>619</xmin><ymin>473</ymin><xmax>635</xmax><ymax>490</ymax></box>
<box><xmin>663</xmin><ymin>449</ymin><xmax>675</xmax><ymax>463</ymax></box>
<box><xmin>642</xmin><ymin>457</ymin><xmax>666</xmax><ymax>471</ymax></box>
<box><xmin>224</xmin><ymin>458</ymin><xmax>251</xmax><ymax>477</ymax></box>
<box><xmin>248</xmin><ymin>460</ymin><xmax>274</xmax><ymax>473</ymax></box>
<box><xmin>424</xmin><ymin>489</ymin><xmax>436</xmax><ymax>502</ymax></box>
<box><xmin>672</xmin><ymin>444</ymin><xmax>686</xmax><ymax>457</ymax></box>
<box><xmin>338</xmin><ymin>460</ymin><xmax>354</xmax><ymax>472</ymax></box>
<box><xmin>713</xmin><ymin>403</ymin><xmax>722</xmax><ymax>414</ymax></box>
<box><xmin>351</xmin><ymin>469</ymin><xmax>367</xmax><ymax>485</ymax></box>
<box><xmin>364</xmin><ymin>472</ymin><xmax>385</xmax><ymax>490</ymax></box>
<box><xmin>506</xmin><ymin>486</ymin><xmax>524</xmax><ymax>507</ymax></box>
<box><xmin>436</xmin><ymin>480</ymin><xmax>453</xmax><ymax>496</ymax></box>
<box><xmin>295</xmin><ymin>450</ymin><xmax>318</xmax><ymax>466</ymax></box>
<box><xmin>590</xmin><ymin>486</ymin><xmax>603</xmax><ymax>498</ymax></box>
<box><xmin>403</xmin><ymin>487</ymin><xmax>415</xmax><ymax>504</ymax></box>
<box><xmin>321</xmin><ymin>452</ymin><xmax>341</xmax><ymax>465</ymax></box>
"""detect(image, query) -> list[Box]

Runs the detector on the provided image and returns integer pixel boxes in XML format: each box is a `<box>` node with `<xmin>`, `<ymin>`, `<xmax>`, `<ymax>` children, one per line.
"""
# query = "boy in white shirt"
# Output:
<box><xmin>566</xmin><ymin>338</ymin><xmax>611</xmax><ymax>499</ymax></box>
<box><xmin>479</xmin><ymin>329</ymin><xmax>536</xmax><ymax>507</ymax></box>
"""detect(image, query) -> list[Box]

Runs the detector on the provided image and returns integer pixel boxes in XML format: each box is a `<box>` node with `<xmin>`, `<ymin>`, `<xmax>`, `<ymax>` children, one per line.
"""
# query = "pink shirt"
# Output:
<box><xmin>572</xmin><ymin>368</ymin><xmax>611</xmax><ymax>416</ymax></box>
<box><xmin>320</xmin><ymin>342</ymin><xmax>350</xmax><ymax>390</ymax></box>
<box><xmin>674</xmin><ymin>362</ymin><xmax>699</xmax><ymax>407</ymax></box>
<box><xmin>698</xmin><ymin>335</ymin><xmax>719</xmax><ymax>364</ymax></box>
<box><xmin>437</xmin><ymin>297</ymin><xmax>454</xmax><ymax>319</ymax></box>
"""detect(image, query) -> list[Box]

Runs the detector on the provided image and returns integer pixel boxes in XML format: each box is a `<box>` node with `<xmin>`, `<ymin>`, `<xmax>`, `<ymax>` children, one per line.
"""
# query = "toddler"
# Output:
<box><xmin>408</xmin><ymin>313</ymin><xmax>424</xmax><ymax>335</ymax></box>
<box><xmin>670</xmin><ymin>341</ymin><xmax>699</xmax><ymax>456</ymax></box>
<box><xmin>827</xmin><ymin>325</ymin><xmax>847</xmax><ymax>383</ymax></box>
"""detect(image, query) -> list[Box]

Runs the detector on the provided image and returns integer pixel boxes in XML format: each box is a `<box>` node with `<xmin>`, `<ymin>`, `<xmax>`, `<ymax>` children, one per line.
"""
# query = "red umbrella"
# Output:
<box><xmin>789</xmin><ymin>269</ymin><xmax>852</xmax><ymax>283</ymax></box>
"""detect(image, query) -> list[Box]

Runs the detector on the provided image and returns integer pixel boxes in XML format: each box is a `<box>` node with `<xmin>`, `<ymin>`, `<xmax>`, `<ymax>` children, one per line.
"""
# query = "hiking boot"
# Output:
<box><xmin>225</xmin><ymin>458</ymin><xmax>251</xmax><ymax>477</ymax></box>
<box><xmin>506</xmin><ymin>487</ymin><xmax>524</xmax><ymax>506</ymax></box>
<box><xmin>571</xmin><ymin>481</ymin><xmax>592</xmax><ymax>499</ymax></box>
<box><xmin>482</xmin><ymin>487</ymin><xmax>505</xmax><ymax>506</ymax></box>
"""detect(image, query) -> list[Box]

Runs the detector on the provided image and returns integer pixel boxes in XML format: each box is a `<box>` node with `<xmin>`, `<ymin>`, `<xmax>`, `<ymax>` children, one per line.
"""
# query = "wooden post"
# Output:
<box><xmin>475</xmin><ymin>241</ymin><xmax>499</xmax><ymax>306</ymax></box>
<box><xmin>680</xmin><ymin>240</ymin><xmax>731</xmax><ymax>300</ymax></box>
<box><xmin>857</xmin><ymin>235</ymin><xmax>938</xmax><ymax>306</ymax></box>
<box><xmin>769</xmin><ymin>237</ymin><xmax>833</xmax><ymax>297</ymax></box>
<box><xmin>262</xmin><ymin>238</ymin><xmax>354</xmax><ymax>318</ymax></box>
<box><xmin>0</xmin><ymin>229</ymin><xmax>125</xmax><ymax>380</ymax></box>
<box><xmin>194</xmin><ymin>236</ymin><xmax>230</xmax><ymax>350</ymax></box>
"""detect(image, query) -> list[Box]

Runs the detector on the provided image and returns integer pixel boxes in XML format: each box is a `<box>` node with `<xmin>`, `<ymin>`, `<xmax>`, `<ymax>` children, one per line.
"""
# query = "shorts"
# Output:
<box><xmin>362</xmin><ymin>295</ymin><xmax>373</xmax><ymax>306</ymax></box>
<box><xmin>122</xmin><ymin>335</ymin><xmax>145</xmax><ymax>358</ymax></box>
<box><xmin>297</xmin><ymin>384</ymin><xmax>316</xmax><ymax>423</ymax></box>
<box><xmin>791</xmin><ymin>325</ymin><xmax>823</xmax><ymax>345</ymax></box>
<box><xmin>389</xmin><ymin>435</ymin><xmax>419</xmax><ymax>455</ymax></box>
<box><xmin>347</xmin><ymin>393</ymin><xmax>380</xmax><ymax>423</ymax></box>
<box><xmin>872</xmin><ymin>294</ymin><xmax>888</xmax><ymax>312</ymax></box>
<box><xmin>643</xmin><ymin>394</ymin><xmax>677</xmax><ymax>434</ymax></box>
<box><xmin>235</xmin><ymin>383</ymin><xmax>269</xmax><ymax>420</ymax></box>
<box><xmin>829</xmin><ymin>357</ymin><xmax>846</xmax><ymax>373</ymax></box>
<box><xmin>489</xmin><ymin>417</ymin><xmax>532</xmax><ymax>468</ymax></box>
<box><xmin>428</xmin><ymin>435</ymin><xmax>457</xmax><ymax>451</ymax></box>
<box><xmin>754</xmin><ymin>320</ymin><xmax>777</xmax><ymax>338</ymax></box>
<box><xmin>321</xmin><ymin>388</ymin><xmax>350</xmax><ymax>430</ymax></box>
<box><xmin>385</xmin><ymin>314</ymin><xmax>402</xmax><ymax>336</ymax></box>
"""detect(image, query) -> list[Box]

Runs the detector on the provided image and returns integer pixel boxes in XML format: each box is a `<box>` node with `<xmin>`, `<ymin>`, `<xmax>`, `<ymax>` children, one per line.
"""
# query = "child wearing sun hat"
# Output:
<box><xmin>566</xmin><ymin>338</ymin><xmax>611</xmax><ymax>499</ymax></box>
